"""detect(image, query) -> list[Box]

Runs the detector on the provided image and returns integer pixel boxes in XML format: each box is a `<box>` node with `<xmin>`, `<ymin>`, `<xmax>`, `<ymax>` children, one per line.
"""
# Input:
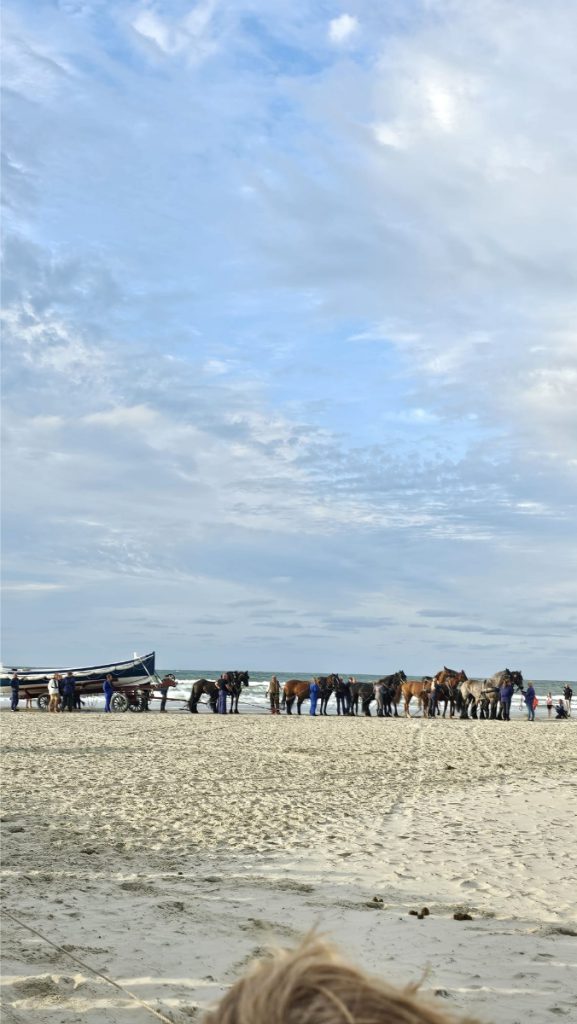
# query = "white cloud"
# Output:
<box><xmin>131</xmin><ymin>1</ymin><xmax>218</xmax><ymax>62</ymax></box>
<box><xmin>328</xmin><ymin>14</ymin><xmax>358</xmax><ymax>45</ymax></box>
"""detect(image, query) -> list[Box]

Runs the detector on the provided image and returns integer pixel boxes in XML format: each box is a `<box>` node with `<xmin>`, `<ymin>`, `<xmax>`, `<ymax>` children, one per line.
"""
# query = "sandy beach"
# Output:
<box><xmin>1</xmin><ymin>712</ymin><xmax>576</xmax><ymax>1023</ymax></box>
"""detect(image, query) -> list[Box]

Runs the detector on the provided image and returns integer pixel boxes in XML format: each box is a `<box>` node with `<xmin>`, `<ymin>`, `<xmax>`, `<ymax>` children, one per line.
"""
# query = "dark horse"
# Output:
<box><xmin>350</xmin><ymin>671</ymin><xmax>406</xmax><ymax>717</ymax></box>
<box><xmin>188</xmin><ymin>678</ymin><xmax>218</xmax><ymax>713</ymax></box>
<box><xmin>316</xmin><ymin>674</ymin><xmax>339</xmax><ymax>715</ymax></box>
<box><xmin>281</xmin><ymin>675</ymin><xmax>339</xmax><ymax>715</ymax></box>
<box><xmin>187</xmin><ymin>671</ymin><xmax>249</xmax><ymax>714</ymax></box>
<box><xmin>223</xmin><ymin>670</ymin><xmax>250</xmax><ymax>714</ymax></box>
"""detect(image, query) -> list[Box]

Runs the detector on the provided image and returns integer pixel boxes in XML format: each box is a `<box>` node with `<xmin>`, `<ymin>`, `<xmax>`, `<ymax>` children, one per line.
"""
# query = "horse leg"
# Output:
<box><xmin>297</xmin><ymin>699</ymin><xmax>303</xmax><ymax>715</ymax></box>
<box><xmin>470</xmin><ymin>698</ymin><xmax>478</xmax><ymax>720</ymax></box>
<box><xmin>363</xmin><ymin>698</ymin><xmax>372</xmax><ymax>717</ymax></box>
<box><xmin>404</xmin><ymin>697</ymin><xmax>411</xmax><ymax>718</ymax></box>
<box><xmin>188</xmin><ymin>696</ymin><xmax>198</xmax><ymax>713</ymax></box>
<box><xmin>286</xmin><ymin>696</ymin><xmax>294</xmax><ymax>715</ymax></box>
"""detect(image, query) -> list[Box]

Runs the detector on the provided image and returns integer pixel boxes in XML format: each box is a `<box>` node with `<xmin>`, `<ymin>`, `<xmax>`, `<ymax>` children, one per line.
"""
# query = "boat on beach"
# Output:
<box><xmin>0</xmin><ymin>652</ymin><xmax>157</xmax><ymax>711</ymax></box>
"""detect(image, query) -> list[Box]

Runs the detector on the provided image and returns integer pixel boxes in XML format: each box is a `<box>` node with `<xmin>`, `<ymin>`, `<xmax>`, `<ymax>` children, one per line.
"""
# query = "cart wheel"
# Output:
<box><xmin>128</xmin><ymin>695</ymin><xmax>147</xmax><ymax>712</ymax></box>
<box><xmin>111</xmin><ymin>692</ymin><xmax>129</xmax><ymax>713</ymax></box>
<box><xmin>37</xmin><ymin>694</ymin><xmax>49</xmax><ymax>711</ymax></box>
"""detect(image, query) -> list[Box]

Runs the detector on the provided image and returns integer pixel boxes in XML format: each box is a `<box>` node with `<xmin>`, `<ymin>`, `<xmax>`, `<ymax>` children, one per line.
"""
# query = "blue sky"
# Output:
<box><xmin>2</xmin><ymin>0</ymin><xmax>576</xmax><ymax>676</ymax></box>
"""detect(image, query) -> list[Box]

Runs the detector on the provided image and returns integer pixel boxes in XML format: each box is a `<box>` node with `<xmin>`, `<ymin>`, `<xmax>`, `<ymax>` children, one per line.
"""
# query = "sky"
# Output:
<box><xmin>1</xmin><ymin>0</ymin><xmax>576</xmax><ymax>677</ymax></box>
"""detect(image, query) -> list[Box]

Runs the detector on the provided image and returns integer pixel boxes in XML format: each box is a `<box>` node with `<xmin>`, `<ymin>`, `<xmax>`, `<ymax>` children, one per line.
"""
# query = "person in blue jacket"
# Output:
<box><xmin>217</xmin><ymin>676</ymin><xmax>228</xmax><ymax>714</ymax></box>
<box><xmin>524</xmin><ymin>683</ymin><xmax>536</xmax><ymax>721</ymax></box>
<box><xmin>499</xmin><ymin>681</ymin><xmax>514</xmax><ymax>721</ymax></box>
<box><xmin>309</xmin><ymin>680</ymin><xmax>319</xmax><ymax>716</ymax></box>
<box><xmin>62</xmin><ymin>673</ymin><xmax>76</xmax><ymax>712</ymax></box>
<box><xmin>103</xmin><ymin>673</ymin><xmax>115</xmax><ymax>712</ymax></box>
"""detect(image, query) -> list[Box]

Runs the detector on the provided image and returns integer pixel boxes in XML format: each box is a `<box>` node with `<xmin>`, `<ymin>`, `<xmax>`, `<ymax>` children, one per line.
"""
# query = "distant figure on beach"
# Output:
<box><xmin>159</xmin><ymin>673</ymin><xmax>176</xmax><ymax>713</ymax></box>
<box><xmin>266</xmin><ymin>675</ymin><xmax>280</xmax><ymax>715</ymax></box>
<box><xmin>203</xmin><ymin>935</ymin><xmax>477</xmax><ymax>1024</ymax></box>
<box><xmin>217</xmin><ymin>675</ymin><xmax>228</xmax><ymax>714</ymax></box>
<box><xmin>428</xmin><ymin>679</ymin><xmax>439</xmax><ymax>718</ymax></box>
<box><xmin>499</xmin><ymin>679</ymin><xmax>513</xmax><ymax>721</ymax></box>
<box><xmin>563</xmin><ymin>684</ymin><xmax>573</xmax><ymax>716</ymax></box>
<box><xmin>375</xmin><ymin>680</ymin><xmax>386</xmax><ymax>717</ymax></box>
<box><xmin>343</xmin><ymin>677</ymin><xmax>352</xmax><ymax>715</ymax></box>
<box><xmin>546</xmin><ymin>692</ymin><xmax>553</xmax><ymax>718</ymax></box>
<box><xmin>555</xmin><ymin>699</ymin><xmax>568</xmax><ymax>719</ymax></box>
<box><xmin>10</xmin><ymin>673</ymin><xmax>20</xmax><ymax>712</ymax></box>
<box><xmin>103</xmin><ymin>673</ymin><xmax>115</xmax><ymax>713</ymax></box>
<box><xmin>524</xmin><ymin>683</ymin><xmax>536</xmax><ymax>721</ymax></box>
<box><xmin>309</xmin><ymin>679</ymin><xmax>319</xmax><ymax>716</ymax></box>
<box><xmin>62</xmin><ymin>673</ymin><xmax>76</xmax><ymax>712</ymax></box>
<box><xmin>335</xmin><ymin>676</ymin><xmax>348</xmax><ymax>716</ymax></box>
<box><xmin>48</xmin><ymin>674</ymin><xmax>60</xmax><ymax>712</ymax></box>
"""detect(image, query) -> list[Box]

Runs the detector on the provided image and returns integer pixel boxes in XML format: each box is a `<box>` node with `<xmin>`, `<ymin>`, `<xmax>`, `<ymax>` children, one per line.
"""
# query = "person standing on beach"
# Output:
<box><xmin>62</xmin><ymin>673</ymin><xmax>76</xmax><ymax>712</ymax></box>
<box><xmin>343</xmin><ymin>677</ymin><xmax>352</xmax><ymax>715</ymax></box>
<box><xmin>563</xmin><ymin>684</ymin><xmax>573</xmax><ymax>716</ymax></box>
<box><xmin>335</xmin><ymin>677</ymin><xmax>348</xmax><ymax>716</ymax></box>
<box><xmin>159</xmin><ymin>673</ymin><xmax>176</xmax><ymax>713</ymax></box>
<box><xmin>524</xmin><ymin>683</ymin><xmax>536</xmax><ymax>721</ymax></box>
<box><xmin>217</xmin><ymin>675</ymin><xmax>228</xmax><ymax>714</ymax></box>
<box><xmin>10</xmin><ymin>673</ymin><xmax>20</xmax><ymax>711</ymax></box>
<box><xmin>546</xmin><ymin>692</ymin><xmax>553</xmax><ymax>718</ymax></box>
<box><xmin>103</xmin><ymin>673</ymin><xmax>115</xmax><ymax>712</ymax></box>
<box><xmin>48</xmin><ymin>675</ymin><xmax>60</xmax><ymax>712</ymax></box>
<box><xmin>266</xmin><ymin>675</ymin><xmax>280</xmax><ymax>715</ymax></box>
<box><xmin>499</xmin><ymin>680</ymin><xmax>513</xmax><ymax>721</ymax></box>
<box><xmin>309</xmin><ymin>679</ymin><xmax>319</xmax><ymax>716</ymax></box>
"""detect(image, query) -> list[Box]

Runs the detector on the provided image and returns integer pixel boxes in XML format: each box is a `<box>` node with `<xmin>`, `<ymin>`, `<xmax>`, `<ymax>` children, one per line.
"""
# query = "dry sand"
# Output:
<box><xmin>1</xmin><ymin>712</ymin><xmax>576</xmax><ymax>1023</ymax></box>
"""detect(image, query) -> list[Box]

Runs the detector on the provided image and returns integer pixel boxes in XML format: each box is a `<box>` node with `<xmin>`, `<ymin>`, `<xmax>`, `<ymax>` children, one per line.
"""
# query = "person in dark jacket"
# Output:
<box><xmin>499</xmin><ymin>682</ymin><xmax>514</xmax><ymax>721</ymax></box>
<box><xmin>563</xmin><ymin>684</ymin><xmax>573</xmax><ymax>716</ymax></box>
<box><xmin>10</xmin><ymin>673</ymin><xmax>20</xmax><ymax>711</ymax></box>
<box><xmin>217</xmin><ymin>676</ymin><xmax>228</xmax><ymax>714</ymax></box>
<box><xmin>555</xmin><ymin>700</ymin><xmax>568</xmax><ymax>719</ymax></box>
<box><xmin>103</xmin><ymin>674</ymin><xmax>115</xmax><ymax>713</ymax></box>
<box><xmin>524</xmin><ymin>683</ymin><xmax>536</xmax><ymax>721</ymax></box>
<box><xmin>62</xmin><ymin>673</ymin><xmax>76</xmax><ymax>712</ymax></box>
<box><xmin>335</xmin><ymin>677</ymin><xmax>348</xmax><ymax>716</ymax></box>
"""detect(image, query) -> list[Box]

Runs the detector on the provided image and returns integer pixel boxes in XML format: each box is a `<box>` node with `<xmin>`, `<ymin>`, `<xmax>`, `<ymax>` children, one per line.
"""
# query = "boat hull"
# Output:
<box><xmin>0</xmin><ymin>652</ymin><xmax>156</xmax><ymax>699</ymax></box>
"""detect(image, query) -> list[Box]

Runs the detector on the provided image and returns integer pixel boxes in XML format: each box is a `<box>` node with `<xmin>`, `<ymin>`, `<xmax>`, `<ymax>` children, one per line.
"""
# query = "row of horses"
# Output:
<box><xmin>187</xmin><ymin>667</ymin><xmax>525</xmax><ymax>718</ymax></box>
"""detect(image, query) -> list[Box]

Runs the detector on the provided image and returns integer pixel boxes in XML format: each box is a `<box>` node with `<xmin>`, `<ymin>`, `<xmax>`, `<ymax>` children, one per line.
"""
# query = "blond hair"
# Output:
<box><xmin>204</xmin><ymin>936</ymin><xmax>478</xmax><ymax>1024</ymax></box>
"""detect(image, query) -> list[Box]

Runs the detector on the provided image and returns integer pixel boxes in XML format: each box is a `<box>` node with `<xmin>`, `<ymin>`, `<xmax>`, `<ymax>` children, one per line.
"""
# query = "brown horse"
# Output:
<box><xmin>430</xmin><ymin>667</ymin><xmax>467</xmax><ymax>718</ymax></box>
<box><xmin>402</xmin><ymin>678</ymin><xmax>432</xmax><ymax>717</ymax></box>
<box><xmin>282</xmin><ymin>680</ymin><xmax>311</xmax><ymax>715</ymax></box>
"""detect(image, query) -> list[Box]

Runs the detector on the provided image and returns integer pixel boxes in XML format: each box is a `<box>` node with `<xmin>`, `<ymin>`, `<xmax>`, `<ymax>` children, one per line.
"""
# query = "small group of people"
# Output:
<box><xmin>546</xmin><ymin>685</ymin><xmax>573</xmax><ymax>719</ymax></box>
<box><xmin>10</xmin><ymin>671</ymin><xmax>80</xmax><ymax>712</ymax></box>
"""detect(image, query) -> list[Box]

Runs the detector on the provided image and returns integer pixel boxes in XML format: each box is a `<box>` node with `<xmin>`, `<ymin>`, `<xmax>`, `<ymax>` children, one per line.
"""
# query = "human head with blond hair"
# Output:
<box><xmin>204</xmin><ymin>936</ymin><xmax>478</xmax><ymax>1024</ymax></box>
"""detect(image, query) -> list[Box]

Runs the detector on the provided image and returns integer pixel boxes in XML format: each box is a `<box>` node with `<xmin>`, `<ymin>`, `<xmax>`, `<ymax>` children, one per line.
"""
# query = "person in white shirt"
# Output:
<box><xmin>48</xmin><ymin>675</ymin><xmax>60</xmax><ymax>713</ymax></box>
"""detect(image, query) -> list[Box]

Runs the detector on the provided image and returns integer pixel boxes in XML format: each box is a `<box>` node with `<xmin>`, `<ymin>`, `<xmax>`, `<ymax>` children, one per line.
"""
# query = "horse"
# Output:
<box><xmin>188</xmin><ymin>678</ymin><xmax>218</xmax><ymax>713</ymax></box>
<box><xmin>315</xmin><ymin>674</ymin><xmax>339</xmax><ymax>715</ymax></box>
<box><xmin>223</xmin><ymin>670</ymin><xmax>250</xmax><ymax>714</ymax></box>
<box><xmin>282</xmin><ymin>676</ymin><xmax>337</xmax><ymax>715</ymax></box>
<box><xmin>459</xmin><ymin>668</ymin><xmax>523</xmax><ymax>719</ymax></box>
<box><xmin>350</xmin><ymin>672</ymin><xmax>406</xmax><ymax>717</ymax></box>
<box><xmin>430</xmin><ymin>667</ymin><xmax>468</xmax><ymax>718</ymax></box>
<box><xmin>282</xmin><ymin>680</ymin><xmax>311</xmax><ymax>715</ymax></box>
<box><xmin>401</xmin><ymin>678</ymin><xmax>432</xmax><ymax>717</ymax></box>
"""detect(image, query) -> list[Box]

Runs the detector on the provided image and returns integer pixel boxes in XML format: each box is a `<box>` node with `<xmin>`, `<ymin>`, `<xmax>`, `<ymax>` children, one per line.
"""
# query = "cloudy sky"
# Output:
<box><xmin>2</xmin><ymin>0</ymin><xmax>576</xmax><ymax>677</ymax></box>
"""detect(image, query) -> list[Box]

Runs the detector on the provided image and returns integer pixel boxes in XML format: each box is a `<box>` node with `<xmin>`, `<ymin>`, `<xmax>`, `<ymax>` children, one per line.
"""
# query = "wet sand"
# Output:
<box><xmin>1</xmin><ymin>712</ymin><xmax>576</xmax><ymax>1022</ymax></box>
